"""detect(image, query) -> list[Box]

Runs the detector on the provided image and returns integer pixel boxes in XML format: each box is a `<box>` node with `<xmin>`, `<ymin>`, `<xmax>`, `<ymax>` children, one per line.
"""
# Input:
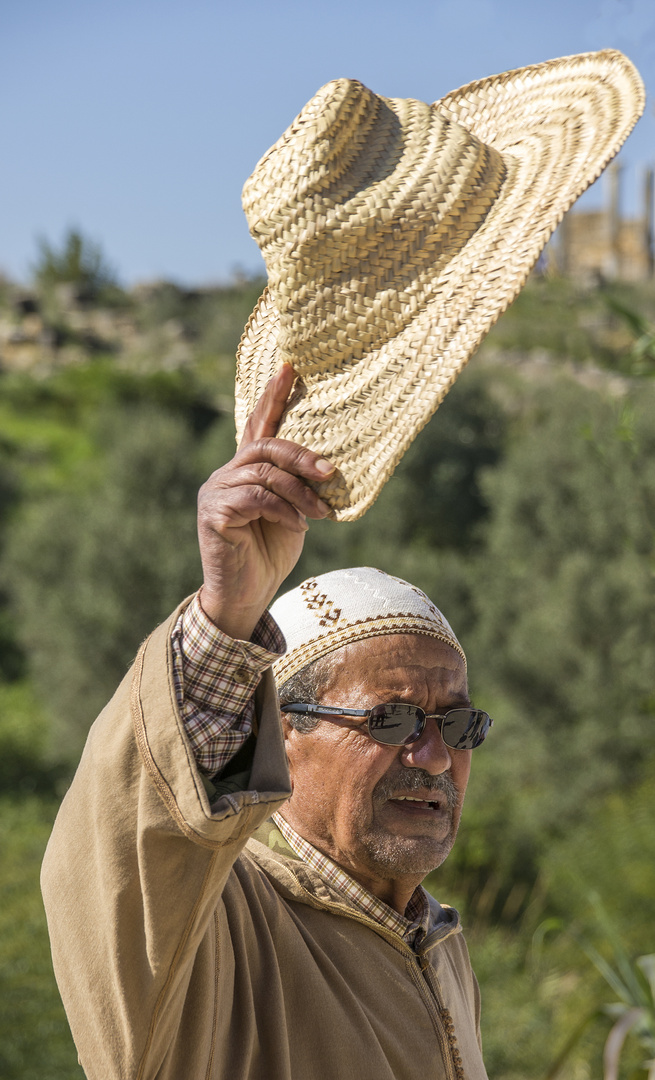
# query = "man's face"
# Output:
<box><xmin>281</xmin><ymin>633</ymin><xmax>472</xmax><ymax>903</ymax></box>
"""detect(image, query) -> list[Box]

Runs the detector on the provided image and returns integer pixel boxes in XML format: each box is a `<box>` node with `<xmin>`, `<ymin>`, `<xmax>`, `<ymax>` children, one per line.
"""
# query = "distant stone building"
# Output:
<box><xmin>549</xmin><ymin>162</ymin><xmax>654</xmax><ymax>282</ymax></box>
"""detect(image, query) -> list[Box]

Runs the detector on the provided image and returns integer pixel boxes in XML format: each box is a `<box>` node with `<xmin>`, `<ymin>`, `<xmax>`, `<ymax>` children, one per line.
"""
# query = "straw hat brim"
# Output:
<box><xmin>235</xmin><ymin>50</ymin><xmax>644</xmax><ymax>521</ymax></box>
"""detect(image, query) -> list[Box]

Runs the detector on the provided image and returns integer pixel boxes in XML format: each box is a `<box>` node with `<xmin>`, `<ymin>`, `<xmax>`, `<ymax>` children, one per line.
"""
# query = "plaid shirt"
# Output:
<box><xmin>171</xmin><ymin>591</ymin><xmax>433</xmax><ymax>945</ymax></box>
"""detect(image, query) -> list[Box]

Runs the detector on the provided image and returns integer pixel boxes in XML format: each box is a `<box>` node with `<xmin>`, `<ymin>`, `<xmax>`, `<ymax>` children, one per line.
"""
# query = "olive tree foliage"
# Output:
<box><xmin>0</xmin><ymin>454</ymin><xmax>23</xmax><ymax>683</ymax></box>
<box><xmin>470</xmin><ymin>377</ymin><xmax>654</xmax><ymax>783</ymax></box>
<box><xmin>0</xmin><ymin>797</ymin><xmax>85</xmax><ymax>1080</ymax></box>
<box><xmin>32</xmin><ymin>228</ymin><xmax>119</xmax><ymax>299</ymax></box>
<box><xmin>437</xmin><ymin>375</ymin><xmax>655</xmax><ymax>918</ymax></box>
<box><xmin>4</xmin><ymin>405</ymin><xmax>234</xmax><ymax>764</ymax></box>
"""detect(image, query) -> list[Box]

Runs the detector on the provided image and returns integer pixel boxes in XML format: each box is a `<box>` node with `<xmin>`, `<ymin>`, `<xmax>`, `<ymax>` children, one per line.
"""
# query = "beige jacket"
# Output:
<box><xmin>42</xmin><ymin>602</ymin><xmax>488</xmax><ymax>1080</ymax></box>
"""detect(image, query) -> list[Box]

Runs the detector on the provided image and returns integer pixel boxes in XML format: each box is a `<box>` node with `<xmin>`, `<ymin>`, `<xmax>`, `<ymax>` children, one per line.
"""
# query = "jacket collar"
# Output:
<box><xmin>246</xmin><ymin>819</ymin><xmax>461</xmax><ymax>955</ymax></box>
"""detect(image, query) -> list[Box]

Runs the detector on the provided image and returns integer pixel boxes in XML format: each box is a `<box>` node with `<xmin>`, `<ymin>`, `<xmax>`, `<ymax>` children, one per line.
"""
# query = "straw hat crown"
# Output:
<box><xmin>242</xmin><ymin>78</ymin><xmax>505</xmax><ymax>373</ymax></box>
<box><xmin>236</xmin><ymin>52</ymin><xmax>645</xmax><ymax>521</ymax></box>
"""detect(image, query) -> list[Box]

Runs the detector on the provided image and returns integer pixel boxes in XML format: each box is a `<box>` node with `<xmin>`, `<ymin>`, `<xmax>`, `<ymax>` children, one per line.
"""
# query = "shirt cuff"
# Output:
<box><xmin>176</xmin><ymin>592</ymin><xmax>285</xmax><ymax>713</ymax></box>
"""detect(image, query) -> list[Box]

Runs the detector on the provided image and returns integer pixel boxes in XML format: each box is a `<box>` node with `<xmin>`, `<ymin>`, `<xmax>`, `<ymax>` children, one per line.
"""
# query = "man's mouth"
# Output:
<box><xmin>387</xmin><ymin>794</ymin><xmax>446</xmax><ymax>813</ymax></box>
<box><xmin>376</xmin><ymin>767</ymin><xmax>458</xmax><ymax>810</ymax></box>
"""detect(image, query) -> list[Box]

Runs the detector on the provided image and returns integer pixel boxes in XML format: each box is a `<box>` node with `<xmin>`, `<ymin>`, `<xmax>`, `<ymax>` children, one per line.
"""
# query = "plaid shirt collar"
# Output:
<box><xmin>273</xmin><ymin>811</ymin><xmax>431</xmax><ymax>948</ymax></box>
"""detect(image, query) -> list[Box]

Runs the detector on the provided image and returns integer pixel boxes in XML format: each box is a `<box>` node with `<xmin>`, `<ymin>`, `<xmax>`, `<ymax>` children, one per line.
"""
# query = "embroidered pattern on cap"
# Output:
<box><xmin>300</xmin><ymin>579</ymin><xmax>343</xmax><ymax>627</ymax></box>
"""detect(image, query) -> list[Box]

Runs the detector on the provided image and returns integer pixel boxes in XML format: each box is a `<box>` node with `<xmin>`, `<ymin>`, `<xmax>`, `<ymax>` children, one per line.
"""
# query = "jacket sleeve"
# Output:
<box><xmin>41</xmin><ymin>599</ymin><xmax>291</xmax><ymax>1080</ymax></box>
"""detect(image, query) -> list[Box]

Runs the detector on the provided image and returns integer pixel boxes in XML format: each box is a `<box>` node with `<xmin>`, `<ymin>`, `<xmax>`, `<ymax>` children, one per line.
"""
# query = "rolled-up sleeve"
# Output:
<box><xmin>171</xmin><ymin>592</ymin><xmax>285</xmax><ymax>776</ymax></box>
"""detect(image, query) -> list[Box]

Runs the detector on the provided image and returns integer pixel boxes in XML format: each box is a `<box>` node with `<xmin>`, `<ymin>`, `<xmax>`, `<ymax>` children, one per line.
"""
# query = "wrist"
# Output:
<box><xmin>198</xmin><ymin>586</ymin><xmax>264</xmax><ymax>642</ymax></box>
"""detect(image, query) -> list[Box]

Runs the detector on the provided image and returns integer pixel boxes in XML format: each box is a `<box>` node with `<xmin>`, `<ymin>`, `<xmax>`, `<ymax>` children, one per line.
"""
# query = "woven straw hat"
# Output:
<box><xmin>235</xmin><ymin>51</ymin><xmax>644</xmax><ymax>521</ymax></box>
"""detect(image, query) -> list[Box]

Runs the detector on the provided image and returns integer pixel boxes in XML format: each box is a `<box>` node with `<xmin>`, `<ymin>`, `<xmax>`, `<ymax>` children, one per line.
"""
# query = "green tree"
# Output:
<box><xmin>32</xmin><ymin>228</ymin><xmax>119</xmax><ymax>302</ymax></box>
<box><xmin>0</xmin><ymin>797</ymin><xmax>83</xmax><ymax>1079</ymax></box>
<box><xmin>4</xmin><ymin>405</ymin><xmax>234</xmax><ymax>763</ymax></box>
<box><xmin>471</xmin><ymin>377</ymin><xmax>654</xmax><ymax>783</ymax></box>
<box><xmin>603</xmin><ymin>293</ymin><xmax>655</xmax><ymax>376</ymax></box>
<box><xmin>0</xmin><ymin>454</ymin><xmax>23</xmax><ymax>683</ymax></box>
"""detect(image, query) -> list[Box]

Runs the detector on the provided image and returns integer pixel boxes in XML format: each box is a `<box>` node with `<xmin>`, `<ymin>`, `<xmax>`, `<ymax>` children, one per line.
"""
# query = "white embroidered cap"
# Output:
<box><xmin>269</xmin><ymin>567</ymin><xmax>465</xmax><ymax>686</ymax></box>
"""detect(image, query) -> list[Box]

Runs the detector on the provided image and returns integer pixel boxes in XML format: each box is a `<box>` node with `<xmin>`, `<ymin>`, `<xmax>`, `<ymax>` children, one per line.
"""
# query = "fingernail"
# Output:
<box><xmin>317</xmin><ymin>499</ymin><xmax>331</xmax><ymax>515</ymax></box>
<box><xmin>315</xmin><ymin>458</ymin><xmax>334</xmax><ymax>476</ymax></box>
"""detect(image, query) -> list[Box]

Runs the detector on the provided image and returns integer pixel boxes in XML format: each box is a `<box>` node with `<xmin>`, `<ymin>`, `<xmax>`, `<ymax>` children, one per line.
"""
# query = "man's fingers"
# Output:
<box><xmin>201</xmin><ymin>485</ymin><xmax>310</xmax><ymax>536</ymax></box>
<box><xmin>201</xmin><ymin>422</ymin><xmax>337</xmax><ymax>552</ymax></box>
<box><xmin>200</xmin><ymin>456</ymin><xmax>332</xmax><ymax>532</ymax></box>
<box><xmin>219</xmin><ymin>461</ymin><xmax>332</xmax><ymax>519</ymax></box>
<box><xmin>240</xmin><ymin>364</ymin><xmax>297</xmax><ymax>446</ymax></box>
<box><xmin>234</xmin><ymin>437</ymin><xmax>335</xmax><ymax>487</ymax></box>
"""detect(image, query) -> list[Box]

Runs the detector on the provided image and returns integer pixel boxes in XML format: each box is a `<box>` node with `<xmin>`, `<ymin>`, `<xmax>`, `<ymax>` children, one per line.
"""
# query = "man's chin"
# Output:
<box><xmin>360</xmin><ymin>827</ymin><xmax>457</xmax><ymax>878</ymax></box>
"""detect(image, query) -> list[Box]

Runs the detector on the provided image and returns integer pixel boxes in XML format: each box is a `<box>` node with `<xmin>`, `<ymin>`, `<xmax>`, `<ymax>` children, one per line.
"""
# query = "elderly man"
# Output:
<box><xmin>42</xmin><ymin>365</ymin><xmax>491</xmax><ymax>1080</ymax></box>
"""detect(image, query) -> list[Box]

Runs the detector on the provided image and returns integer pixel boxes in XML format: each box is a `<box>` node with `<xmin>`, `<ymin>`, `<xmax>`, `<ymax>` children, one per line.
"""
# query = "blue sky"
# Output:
<box><xmin>2</xmin><ymin>0</ymin><xmax>654</xmax><ymax>286</ymax></box>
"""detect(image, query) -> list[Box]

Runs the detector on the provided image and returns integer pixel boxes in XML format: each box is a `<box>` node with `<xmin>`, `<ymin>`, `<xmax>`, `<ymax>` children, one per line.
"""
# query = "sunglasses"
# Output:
<box><xmin>281</xmin><ymin>702</ymin><xmax>493</xmax><ymax>750</ymax></box>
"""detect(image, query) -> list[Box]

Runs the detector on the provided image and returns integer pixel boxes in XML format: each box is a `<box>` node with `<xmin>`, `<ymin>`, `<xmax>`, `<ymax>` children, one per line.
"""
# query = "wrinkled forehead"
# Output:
<box><xmin>270</xmin><ymin>567</ymin><xmax>465</xmax><ymax>686</ymax></box>
<box><xmin>324</xmin><ymin>632</ymin><xmax>469</xmax><ymax>700</ymax></box>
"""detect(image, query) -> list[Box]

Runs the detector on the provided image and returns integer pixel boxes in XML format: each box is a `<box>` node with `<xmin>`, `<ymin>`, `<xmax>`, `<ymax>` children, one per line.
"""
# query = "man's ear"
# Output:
<box><xmin>279</xmin><ymin>712</ymin><xmax>296</xmax><ymax>792</ymax></box>
<box><xmin>280</xmin><ymin>710</ymin><xmax>299</xmax><ymax>774</ymax></box>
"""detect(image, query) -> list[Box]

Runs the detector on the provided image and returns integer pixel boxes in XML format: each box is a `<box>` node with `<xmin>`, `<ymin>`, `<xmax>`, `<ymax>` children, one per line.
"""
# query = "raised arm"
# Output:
<box><xmin>41</xmin><ymin>366</ymin><xmax>333</xmax><ymax>1080</ymax></box>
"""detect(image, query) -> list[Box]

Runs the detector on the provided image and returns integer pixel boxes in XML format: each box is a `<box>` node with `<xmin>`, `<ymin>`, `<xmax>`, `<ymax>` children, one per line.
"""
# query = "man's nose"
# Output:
<box><xmin>399</xmin><ymin>718</ymin><xmax>452</xmax><ymax>775</ymax></box>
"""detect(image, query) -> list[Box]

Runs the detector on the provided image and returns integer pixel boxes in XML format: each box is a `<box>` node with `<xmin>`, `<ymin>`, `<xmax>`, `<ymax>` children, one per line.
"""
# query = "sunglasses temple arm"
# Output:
<box><xmin>282</xmin><ymin>704</ymin><xmax>370</xmax><ymax>718</ymax></box>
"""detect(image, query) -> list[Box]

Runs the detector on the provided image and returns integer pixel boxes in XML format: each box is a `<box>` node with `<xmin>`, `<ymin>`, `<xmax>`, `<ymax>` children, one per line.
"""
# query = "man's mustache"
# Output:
<box><xmin>374</xmin><ymin>768</ymin><xmax>459</xmax><ymax>808</ymax></box>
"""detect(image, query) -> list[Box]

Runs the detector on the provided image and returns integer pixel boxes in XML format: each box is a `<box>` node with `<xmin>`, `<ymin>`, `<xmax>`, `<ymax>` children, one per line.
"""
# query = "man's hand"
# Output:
<box><xmin>197</xmin><ymin>364</ymin><xmax>334</xmax><ymax>640</ymax></box>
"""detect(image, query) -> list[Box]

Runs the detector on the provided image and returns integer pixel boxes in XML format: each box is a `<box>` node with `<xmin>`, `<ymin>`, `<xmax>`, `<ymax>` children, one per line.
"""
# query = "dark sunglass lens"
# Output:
<box><xmin>441</xmin><ymin>709</ymin><xmax>491</xmax><ymax>749</ymax></box>
<box><xmin>368</xmin><ymin>704</ymin><xmax>423</xmax><ymax>745</ymax></box>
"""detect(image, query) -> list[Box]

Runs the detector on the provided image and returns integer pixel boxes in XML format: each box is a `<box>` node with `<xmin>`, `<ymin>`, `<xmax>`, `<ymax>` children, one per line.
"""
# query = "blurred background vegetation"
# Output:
<box><xmin>0</xmin><ymin>230</ymin><xmax>654</xmax><ymax>1079</ymax></box>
